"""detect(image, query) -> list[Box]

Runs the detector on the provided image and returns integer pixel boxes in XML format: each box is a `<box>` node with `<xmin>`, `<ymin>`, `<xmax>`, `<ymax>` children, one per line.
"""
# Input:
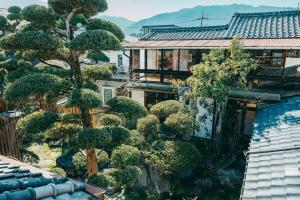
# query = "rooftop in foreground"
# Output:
<box><xmin>241</xmin><ymin>96</ymin><xmax>300</xmax><ymax>200</ymax></box>
<box><xmin>0</xmin><ymin>155</ymin><xmax>104</xmax><ymax>200</ymax></box>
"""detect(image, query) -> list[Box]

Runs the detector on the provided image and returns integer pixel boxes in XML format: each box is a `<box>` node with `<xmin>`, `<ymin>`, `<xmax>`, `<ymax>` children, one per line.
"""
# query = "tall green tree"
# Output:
<box><xmin>187</xmin><ymin>38</ymin><xmax>256</xmax><ymax>143</ymax></box>
<box><xmin>0</xmin><ymin>0</ymin><xmax>124</xmax><ymax>176</ymax></box>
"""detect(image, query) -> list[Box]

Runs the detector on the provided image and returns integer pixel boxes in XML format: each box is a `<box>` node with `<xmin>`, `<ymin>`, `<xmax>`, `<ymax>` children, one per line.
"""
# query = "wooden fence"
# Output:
<box><xmin>0</xmin><ymin>113</ymin><xmax>22</xmax><ymax>159</ymax></box>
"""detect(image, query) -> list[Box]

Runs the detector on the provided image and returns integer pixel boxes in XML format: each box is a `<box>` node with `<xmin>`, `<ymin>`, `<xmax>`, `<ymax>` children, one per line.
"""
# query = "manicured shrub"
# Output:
<box><xmin>101</xmin><ymin>126</ymin><xmax>130</xmax><ymax>152</ymax></box>
<box><xmin>45</xmin><ymin>122</ymin><xmax>82</xmax><ymax>142</ymax></box>
<box><xmin>83</xmin><ymin>80</ymin><xmax>99</xmax><ymax>92</ymax></box>
<box><xmin>145</xmin><ymin>141</ymin><xmax>201</xmax><ymax>176</ymax></box>
<box><xmin>87</xmin><ymin>50</ymin><xmax>110</xmax><ymax>63</ymax></box>
<box><xmin>98</xmin><ymin>114</ymin><xmax>122</xmax><ymax>127</ymax></box>
<box><xmin>17</xmin><ymin>111</ymin><xmax>60</xmax><ymax>143</ymax></box>
<box><xmin>68</xmin><ymin>89</ymin><xmax>102</xmax><ymax>110</ymax></box>
<box><xmin>82</xmin><ymin>64</ymin><xmax>113</xmax><ymax>81</ymax></box>
<box><xmin>164</xmin><ymin>112</ymin><xmax>195</xmax><ymax>137</ymax></box>
<box><xmin>87</xmin><ymin>173</ymin><xmax>115</xmax><ymax>189</ymax></box>
<box><xmin>150</xmin><ymin>100</ymin><xmax>189</xmax><ymax>121</ymax></box>
<box><xmin>111</xmin><ymin>145</ymin><xmax>141</xmax><ymax>168</ymax></box>
<box><xmin>137</xmin><ymin>115</ymin><xmax>160</xmax><ymax>141</ymax></box>
<box><xmin>49</xmin><ymin>167</ymin><xmax>66</xmax><ymax>177</ymax></box>
<box><xmin>77</xmin><ymin>128</ymin><xmax>111</xmax><ymax>149</ymax></box>
<box><xmin>107</xmin><ymin>97</ymin><xmax>148</xmax><ymax>129</ymax></box>
<box><xmin>126</xmin><ymin>130</ymin><xmax>146</xmax><ymax>148</ymax></box>
<box><xmin>104</xmin><ymin>166</ymin><xmax>141</xmax><ymax>189</ymax></box>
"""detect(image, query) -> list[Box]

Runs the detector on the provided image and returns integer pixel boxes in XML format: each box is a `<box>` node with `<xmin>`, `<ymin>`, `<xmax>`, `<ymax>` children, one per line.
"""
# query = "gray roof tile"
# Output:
<box><xmin>242</xmin><ymin>96</ymin><xmax>300</xmax><ymax>200</ymax></box>
<box><xmin>143</xmin><ymin>10</ymin><xmax>300</xmax><ymax>41</ymax></box>
<box><xmin>0</xmin><ymin>157</ymin><xmax>97</xmax><ymax>200</ymax></box>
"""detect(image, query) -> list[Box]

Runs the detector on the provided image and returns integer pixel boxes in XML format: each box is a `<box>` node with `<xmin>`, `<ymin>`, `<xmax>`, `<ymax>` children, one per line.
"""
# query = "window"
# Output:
<box><xmin>102</xmin><ymin>87</ymin><xmax>116</xmax><ymax>103</ymax></box>
<box><xmin>118</xmin><ymin>54</ymin><xmax>123</xmax><ymax>67</ymax></box>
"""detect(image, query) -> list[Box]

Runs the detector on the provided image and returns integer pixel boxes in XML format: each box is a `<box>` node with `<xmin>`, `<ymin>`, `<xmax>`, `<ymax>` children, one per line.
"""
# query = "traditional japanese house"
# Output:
<box><xmin>125</xmin><ymin>10</ymin><xmax>300</xmax><ymax>138</ymax></box>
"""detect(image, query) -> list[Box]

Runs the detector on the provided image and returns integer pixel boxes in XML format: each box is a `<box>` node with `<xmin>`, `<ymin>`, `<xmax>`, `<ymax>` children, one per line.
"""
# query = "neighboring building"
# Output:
<box><xmin>241</xmin><ymin>96</ymin><xmax>300</xmax><ymax>200</ymax></box>
<box><xmin>125</xmin><ymin>10</ymin><xmax>300</xmax><ymax>138</ymax></box>
<box><xmin>0</xmin><ymin>155</ymin><xmax>105</xmax><ymax>200</ymax></box>
<box><xmin>104</xmin><ymin>35</ymin><xmax>138</xmax><ymax>74</ymax></box>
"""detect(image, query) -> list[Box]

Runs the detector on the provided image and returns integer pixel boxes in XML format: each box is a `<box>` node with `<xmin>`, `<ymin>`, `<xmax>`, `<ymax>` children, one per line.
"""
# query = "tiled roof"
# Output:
<box><xmin>125</xmin><ymin>39</ymin><xmax>300</xmax><ymax>49</ymax></box>
<box><xmin>142</xmin><ymin>10</ymin><xmax>300</xmax><ymax>41</ymax></box>
<box><xmin>242</xmin><ymin>96</ymin><xmax>300</xmax><ymax>200</ymax></box>
<box><xmin>0</xmin><ymin>156</ymin><xmax>102</xmax><ymax>200</ymax></box>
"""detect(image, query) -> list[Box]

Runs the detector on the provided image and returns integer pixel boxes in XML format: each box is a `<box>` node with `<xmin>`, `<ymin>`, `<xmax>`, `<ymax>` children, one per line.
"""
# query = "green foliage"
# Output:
<box><xmin>126</xmin><ymin>130</ymin><xmax>146</xmax><ymax>149</ymax></box>
<box><xmin>104</xmin><ymin>166</ymin><xmax>141</xmax><ymax>189</ymax></box>
<box><xmin>73</xmin><ymin>149</ymin><xmax>110</xmax><ymax>174</ymax></box>
<box><xmin>150</xmin><ymin>100</ymin><xmax>189</xmax><ymax>121</ymax></box>
<box><xmin>61</xmin><ymin>113</ymin><xmax>81</xmax><ymax>123</ymax></box>
<box><xmin>87</xmin><ymin>50</ymin><xmax>110</xmax><ymax>63</ymax></box>
<box><xmin>49</xmin><ymin>167</ymin><xmax>66</xmax><ymax>177</ymax></box>
<box><xmin>137</xmin><ymin>115</ymin><xmax>160</xmax><ymax>141</ymax></box>
<box><xmin>107</xmin><ymin>97</ymin><xmax>148</xmax><ymax>129</ymax></box>
<box><xmin>102</xmin><ymin>126</ymin><xmax>130</xmax><ymax>151</ymax></box>
<box><xmin>99</xmin><ymin>114</ymin><xmax>122</xmax><ymax>127</ymax></box>
<box><xmin>0</xmin><ymin>68</ymin><xmax>8</xmax><ymax>95</ymax></box>
<box><xmin>4</xmin><ymin>73</ymin><xmax>69</xmax><ymax>103</ymax></box>
<box><xmin>111</xmin><ymin>145</ymin><xmax>141</xmax><ymax>168</ymax></box>
<box><xmin>77</xmin><ymin>128</ymin><xmax>111</xmax><ymax>149</ymax></box>
<box><xmin>49</xmin><ymin>0</ymin><xmax>108</xmax><ymax>17</ymax></box>
<box><xmin>21</xmin><ymin>5</ymin><xmax>56</xmax><ymax>26</ymax></box>
<box><xmin>17</xmin><ymin>111</ymin><xmax>60</xmax><ymax>143</ymax></box>
<box><xmin>87</xmin><ymin>173</ymin><xmax>115</xmax><ymax>189</ymax></box>
<box><xmin>34</xmin><ymin>63</ymin><xmax>71</xmax><ymax>78</ymax></box>
<box><xmin>164</xmin><ymin>112</ymin><xmax>195</xmax><ymax>137</ymax></box>
<box><xmin>188</xmin><ymin>38</ymin><xmax>257</xmax><ymax>104</ymax></box>
<box><xmin>45</xmin><ymin>122</ymin><xmax>82</xmax><ymax>141</ymax></box>
<box><xmin>145</xmin><ymin>141</ymin><xmax>201</xmax><ymax>176</ymax></box>
<box><xmin>8</xmin><ymin>6</ymin><xmax>22</xmax><ymax>14</ymax></box>
<box><xmin>86</xmin><ymin>18</ymin><xmax>125</xmax><ymax>41</ymax></box>
<box><xmin>0</xmin><ymin>59</ymin><xmax>19</xmax><ymax>71</ymax></box>
<box><xmin>82</xmin><ymin>64</ymin><xmax>112</xmax><ymax>80</ymax></box>
<box><xmin>123</xmin><ymin>187</ymin><xmax>160</xmax><ymax>200</ymax></box>
<box><xmin>70</xmin><ymin>30</ymin><xmax>120</xmax><ymax>51</ymax></box>
<box><xmin>0</xmin><ymin>16</ymin><xmax>7</xmax><ymax>30</ymax></box>
<box><xmin>83</xmin><ymin>80</ymin><xmax>99</xmax><ymax>92</ymax></box>
<box><xmin>0</xmin><ymin>31</ymin><xmax>59</xmax><ymax>51</ymax></box>
<box><xmin>68</xmin><ymin>89</ymin><xmax>102</xmax><ymax>109</ymax></box>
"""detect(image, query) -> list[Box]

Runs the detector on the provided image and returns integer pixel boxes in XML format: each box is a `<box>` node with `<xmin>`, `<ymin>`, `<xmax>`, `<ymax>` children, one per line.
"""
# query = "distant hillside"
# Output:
<box><xmin>126</xmin><ymin>4</ymin><xmax>296</xmax><ymax>35</ymax></box>
<box><xmin>96</xmin><ymin>15</ymin><xmax>135</xmax><ymax>31</ymax></box>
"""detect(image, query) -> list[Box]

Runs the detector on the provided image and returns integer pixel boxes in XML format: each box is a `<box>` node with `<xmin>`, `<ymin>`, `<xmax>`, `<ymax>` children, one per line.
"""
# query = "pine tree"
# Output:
<box><xmin>0</xmin><ymin>0</ymin><xmax>124</xmax><ymax>176</ymax></box>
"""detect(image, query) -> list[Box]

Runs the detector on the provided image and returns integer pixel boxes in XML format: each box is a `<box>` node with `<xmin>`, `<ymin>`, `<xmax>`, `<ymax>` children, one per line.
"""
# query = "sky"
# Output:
<box><xmin>0</xmin><ymin>0</ymin><xmax>299</xmax><ymax>21</ymax></box>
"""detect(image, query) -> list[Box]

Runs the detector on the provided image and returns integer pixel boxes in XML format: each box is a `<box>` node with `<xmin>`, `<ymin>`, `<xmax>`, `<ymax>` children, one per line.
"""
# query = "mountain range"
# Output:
<box><xmin>98</xmin><ymin>4</ymin><xmax>295</xmax><ymax>36</ymax></box>
<box><xmin>1</xmin><ymin>1</ymin><xmax>296</xmax><ymax>37</ymax></box>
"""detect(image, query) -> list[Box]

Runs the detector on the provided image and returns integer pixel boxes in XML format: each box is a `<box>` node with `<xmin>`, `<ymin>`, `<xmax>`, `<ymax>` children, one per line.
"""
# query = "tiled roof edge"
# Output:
<box><xmin>233</xmin><ymin>9</ymin><xmax>299</xmax><ymax>17</ymax></box>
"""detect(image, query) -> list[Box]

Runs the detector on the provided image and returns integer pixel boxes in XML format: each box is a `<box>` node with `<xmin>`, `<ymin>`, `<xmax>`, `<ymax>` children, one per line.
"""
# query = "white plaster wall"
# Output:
<box><xmin>104</xmin><ymin>50</ymin><xmax>130</xmax><ymax>73</ymax></box>
<box><xmin>131</xmin><ymin>90</ymin><xmax>145</xmax><ymax>106</ymax></box>
<box><xmin>195</xmin><ymin>98</ymin><xmax>214</xmax><ymax>139</ymax></box>
<box><xmin>285</xmin><ymin>57</ymin><xmax>300</xmax><ymax>68</ymax></box>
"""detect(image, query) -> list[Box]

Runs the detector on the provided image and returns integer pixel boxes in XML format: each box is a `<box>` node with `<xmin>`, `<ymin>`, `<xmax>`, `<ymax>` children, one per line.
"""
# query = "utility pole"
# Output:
<box><xmin>197</xmin><ymin>12</ymin><xmax>209</xmax><ymax>27</ymax></box>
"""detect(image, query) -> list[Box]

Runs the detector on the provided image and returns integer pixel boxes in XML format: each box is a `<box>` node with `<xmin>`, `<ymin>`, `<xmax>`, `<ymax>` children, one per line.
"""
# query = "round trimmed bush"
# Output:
<box><xmin>111</xmin><ymin>145</ymin><xmax>141</xmax><ymax>168</ymax></box>
<box><xmin>82</xmin><ymin>64</ymin><xmax>113</xmax><ymax>81</ymax></box>
<box><xmin>17</xmin><ymin>111</ymin><xmax>60</xmax><ymax>142</ymax></box>
<box><xmin>45</xmin><ymin>122</ymin><xmax>82</xmax><ymax>142</ymax></box>
<box><xmin>87</xmin><ymin>173</ymin><xmax>115</xmax><ymax>189</ymax></box>
<box><xmin>164</xmin><ymin>112</ymin><xmax>195</xmax><ymax>137</ymax></box>
<box><xmin>145</xmin><ymin>140</ymin><xmax>201</xmax><ymax>176</ymax></box>
<box><xmin>49</xmin><ymin>167</ymin><xmax>66</xmax><ymax>177</ymax></box>
<box><xmin>107</xmin><ymin>97</ymin><xmax>148</xmax><ymax>129</ymax></box>
<box><xmin>137</xmin><ymin>115</ymin><xmax>160</xmax><ymax>141</ymax></box>
<box><xmin>68</xmin><ymin>89</ymin><xmax>102</xmax><ymax>110</ymax></box>
<box><xmin>126</xmin><ymin>130</ymin><xmax>146</xmax><ymax>148</ymax></box>
<box><xmin>98</xmin><ymin>114</ymin><xmax>122</xmax><ymax>127</ymax></box>
<box><xmin>77</xmin><ymin>128</ymin><xmax>111</xmax><ymax>149</ymax></box>
<box><xmin>150</xmin><ymin>100</ymin><xmax>189</xmax><ymax>121</ymax></box>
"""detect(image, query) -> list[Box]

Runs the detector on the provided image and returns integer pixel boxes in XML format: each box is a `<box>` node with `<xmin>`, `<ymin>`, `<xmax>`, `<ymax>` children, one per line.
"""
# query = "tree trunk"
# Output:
<box><xmin>72</xmin><ymin>60</ymin><xmax>99</xmax><ymax>176</ymax></box>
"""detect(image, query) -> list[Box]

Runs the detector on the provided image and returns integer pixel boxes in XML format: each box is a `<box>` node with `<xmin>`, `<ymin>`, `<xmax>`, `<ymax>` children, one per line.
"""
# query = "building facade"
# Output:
<box><xmin>124</xmin><ymin>10</ymin><xmax>300</xmax><ymax>138</ymax></box>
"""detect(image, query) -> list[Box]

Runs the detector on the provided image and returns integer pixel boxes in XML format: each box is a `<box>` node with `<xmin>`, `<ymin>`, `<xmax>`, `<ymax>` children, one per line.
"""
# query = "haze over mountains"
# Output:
<box><xmin>98</xmin><ymin>4</ymin><xmax>296</xmax><ymax>36</ymax></box>
<box><xmin>0</xmin><ymin>1</ymin><xmax>296</xmax><ymax>37</ymax></box>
